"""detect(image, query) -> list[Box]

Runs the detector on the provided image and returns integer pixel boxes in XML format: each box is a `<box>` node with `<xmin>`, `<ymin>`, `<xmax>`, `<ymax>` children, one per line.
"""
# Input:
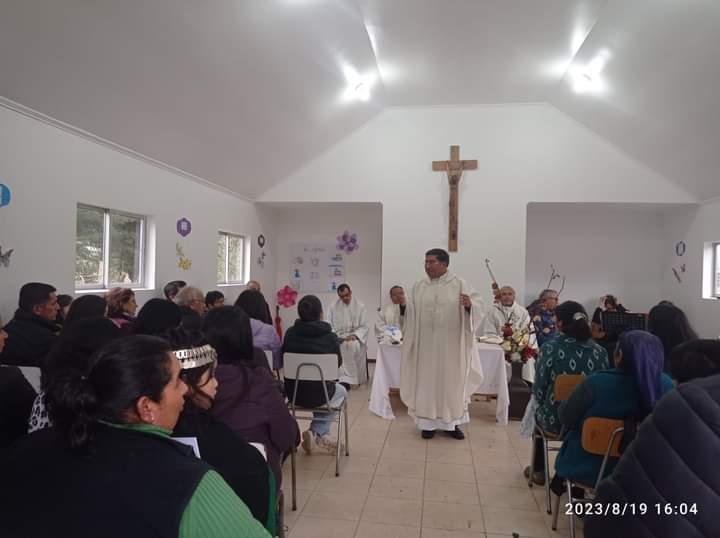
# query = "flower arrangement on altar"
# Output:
<box><xmin>500</xmin><ymin>323</ymin><xmax>538</xmax><ymax>364</ymax></box>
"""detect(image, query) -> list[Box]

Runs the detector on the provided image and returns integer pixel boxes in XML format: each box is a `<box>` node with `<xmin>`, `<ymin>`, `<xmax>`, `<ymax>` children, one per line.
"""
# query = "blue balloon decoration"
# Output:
<box><xmin>0</xmin><ymin>184</ymin><xmax>10</xmax><ymax>208</ymax></box>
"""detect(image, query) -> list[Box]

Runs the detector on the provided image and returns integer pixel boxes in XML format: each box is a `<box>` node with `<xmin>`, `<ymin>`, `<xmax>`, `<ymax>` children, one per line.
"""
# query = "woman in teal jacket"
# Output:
<box><xmin>554</xmin><ymin>330</ymin><xmax>674</xmax><ymax>490</ymax></box>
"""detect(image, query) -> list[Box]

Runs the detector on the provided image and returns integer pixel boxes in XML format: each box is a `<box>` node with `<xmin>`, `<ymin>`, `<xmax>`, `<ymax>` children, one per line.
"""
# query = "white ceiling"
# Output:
<box><xmin>1</xmin><ymin>0</ymin><xmax>718</xmax><ymax>200</ymax></box>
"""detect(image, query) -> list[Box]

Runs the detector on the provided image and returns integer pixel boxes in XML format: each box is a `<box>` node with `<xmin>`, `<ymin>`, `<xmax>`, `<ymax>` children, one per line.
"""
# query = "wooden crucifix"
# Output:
<box><xmin>432</xmin><ymin>145</ymin><xmax>477</xmax><ymax>252</ymax></box>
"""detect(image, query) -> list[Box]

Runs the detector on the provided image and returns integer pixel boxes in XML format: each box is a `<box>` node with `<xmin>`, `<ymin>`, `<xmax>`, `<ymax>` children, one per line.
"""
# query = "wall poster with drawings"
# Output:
<box><xmin>289</xmin><ymin>243</ymin><xmax>345</xmax><ymax>292</ymax></box>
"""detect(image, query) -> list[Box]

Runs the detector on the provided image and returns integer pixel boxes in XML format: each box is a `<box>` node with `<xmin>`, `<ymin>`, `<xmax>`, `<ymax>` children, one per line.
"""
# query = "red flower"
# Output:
<box><xmin>521</xmin><ymin>347</ymin><xmax>538</xmax><ymax>362</ymax></box>
<box><xmin>502</xmin><ymin>324</ymin><xmax>514</xmax><ymax>338</ymax></box>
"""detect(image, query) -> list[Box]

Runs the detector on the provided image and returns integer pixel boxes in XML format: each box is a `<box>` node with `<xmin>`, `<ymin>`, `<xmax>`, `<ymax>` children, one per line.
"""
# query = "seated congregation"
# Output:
<box><xmin>0</xmin><ymin>280</ymin><xmax>361</xmax><ymax>538</ymax></box>
<box><xmin>1</xmin><ymin>278</ymin><xmax>718</xmax><ymax>538</ymax></box>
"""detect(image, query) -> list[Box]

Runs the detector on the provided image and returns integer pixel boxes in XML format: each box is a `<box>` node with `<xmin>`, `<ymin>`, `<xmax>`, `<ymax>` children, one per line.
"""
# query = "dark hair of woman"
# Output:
<box><xmin>42</xmin><ymin>318</ymin><xmax>122</xmax><ymax>392</ymax></box>
<box><xmin>64</xmin><ymin>295</ymin><xmax>107</xmax><ymax>326</ymax></box>
<box><xmin>555</xmin><ymin>300</ymin><xmax>592</xmax><ymax>341</ymax></box>
<box><xmin>647</xmin><ymin>302</ymin><xmax>699</xmax><ymax>363</ymax></box>
<box><xmin>668</xmin><ymin>339</ymin><xmax>720</xmax><ymax>383</ymax></box>
<box><xmin>298</xmin><ymin>295</ymin><xmax>322</xmax><ymax>322</ymax></box>
<box><xmin>203</xmin><ymin>306</ymin><xmax>254</xmax><ymax>365</ymax></box>
<box><xmin>45</xmin><ymin>336</ymin><xmax>174</xmax><ymax>452</ymax></box>
<box><xmin>57</xmin><ymin>294</ymin><xmax>74</xmax><ymax>308</ymax></box>
<box><xmin>162</xmin><ymin>328</ymin><xmax>216</xmax><ymax>410</ymax></box>
<box><xmin>134</xmin><ymin>298</ymin><xmax>182</xmax><ymax>336</ymax></box>
<box><xmin>234</xmin><ymin>289</ymin><xmax>272</xmax><ymax>324</ymax></box>
<box><xmin>105</xmin><ymin>287</ymin><xmax>135</xmax><ymax>318</ymax></box>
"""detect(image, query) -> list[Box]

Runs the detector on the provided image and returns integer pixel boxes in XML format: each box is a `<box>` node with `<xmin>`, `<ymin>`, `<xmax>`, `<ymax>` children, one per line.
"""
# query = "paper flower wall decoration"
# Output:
<box><xmin>176</xmin><ymin>242</ymin><xmax>192</xmax><ymax>270</ymax></box>
<box><xmin>176</xmin><ymin>218</ymin><xmax>192</xmax><ymax>237</ymax></box>
<box><xmin>0</xmin><ymin>184</ymin><xmax>10</xmax><ymax>208</ymax></box>
<box><xmin>276</xmin><ymin>285</ymin><xmax>298</xmax><ymax>308</ymax></box>
<box><xmin>336</xmin><ymin>230</ymin><xmax>359</xmax><ymax>254</ymax></box>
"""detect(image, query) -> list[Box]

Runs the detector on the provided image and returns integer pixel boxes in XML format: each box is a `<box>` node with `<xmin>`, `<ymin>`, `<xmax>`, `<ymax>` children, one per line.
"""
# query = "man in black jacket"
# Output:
<box><xmin>282</xmin><ymin>294</ymin><xmax>346</xmax><ymax>454</ymax></box>
<box><xmin>2</xmin><ymin>283</ymin><xmax>60</xmax><ymax>367</ymax></box>
<box><xmin>585</xmin><ymin>340</ymin><xmax>720</xmax><ymax>538</ymax></box>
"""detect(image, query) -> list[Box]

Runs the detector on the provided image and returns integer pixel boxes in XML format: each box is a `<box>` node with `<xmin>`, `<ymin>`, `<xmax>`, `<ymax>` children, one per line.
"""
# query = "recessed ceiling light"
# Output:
<box><xmin>572</xmin><ymin>72</ymin><xmax>593</xmax><ymax>93</ymax></box>
<box><xmin>340</xmin><ymin>64</ymin><xmax>376</xmax><ymax>103</ymax></box>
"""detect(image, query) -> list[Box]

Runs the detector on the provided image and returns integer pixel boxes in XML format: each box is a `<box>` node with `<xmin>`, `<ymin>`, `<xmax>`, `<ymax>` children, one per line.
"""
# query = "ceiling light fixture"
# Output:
<box><xmin>340</xmin><ymin>64</ymin><xmax>376</xmax><ymax>103</ymax></box>
<box><xmin>569</xmin><ymin>48</ymin><xmax>611</xmax><ymax>95</ymax></box>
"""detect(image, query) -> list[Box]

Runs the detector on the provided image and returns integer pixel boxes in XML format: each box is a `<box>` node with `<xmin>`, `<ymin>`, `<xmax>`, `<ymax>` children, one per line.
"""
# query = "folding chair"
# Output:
<box><xmin>284</xmin><ymin>352</ymin><xmax>350</xmax><ymax>511</ymax></box>
<box><xmin>528</xmin><ymin>373</ymin><xmax>585</xmax><ymax>515</ymax></box>
<box><xmin>551</xmin><ymin>417</ymin><xmax>624</xmax><ymax>538</ymax></box>
<box><xmin>264</xmin><ymin>350</ymin><xmax>282</xmax><ymax>380</ymax></box>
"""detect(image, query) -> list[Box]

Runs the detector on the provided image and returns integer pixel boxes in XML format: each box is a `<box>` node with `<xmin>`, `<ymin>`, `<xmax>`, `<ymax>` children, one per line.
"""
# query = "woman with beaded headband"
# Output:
<box><xmin>165</xmin><ymin>329</ymin><xmax>276</xmax><ymax>535</ymax></box>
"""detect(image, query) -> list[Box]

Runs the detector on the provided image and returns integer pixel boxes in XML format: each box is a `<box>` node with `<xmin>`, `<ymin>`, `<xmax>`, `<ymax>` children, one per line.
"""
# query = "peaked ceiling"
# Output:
<box><xmin>0</xmin><ymin>1</ymin><xmax>718</xmax><ymax>200</ymax></box>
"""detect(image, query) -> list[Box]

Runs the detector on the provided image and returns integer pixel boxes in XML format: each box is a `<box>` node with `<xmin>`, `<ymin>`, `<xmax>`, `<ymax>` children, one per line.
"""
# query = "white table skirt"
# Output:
<box><xmin>368</xmin><ymin>341</ymin><xmax>513</xmax><ymax>425</ymax></box>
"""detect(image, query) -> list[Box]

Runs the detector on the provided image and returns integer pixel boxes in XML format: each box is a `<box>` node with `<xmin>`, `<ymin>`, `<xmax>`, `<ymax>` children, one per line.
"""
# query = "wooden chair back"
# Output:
<box><xmin>553</xmin><ymin>374</ymin><xmax>584</xmax><ymax>402</ymax></box>
<box><xmin>581</xmin><ymin>417</ymin><xmax>624</xmax><ymax>458</ymax></box>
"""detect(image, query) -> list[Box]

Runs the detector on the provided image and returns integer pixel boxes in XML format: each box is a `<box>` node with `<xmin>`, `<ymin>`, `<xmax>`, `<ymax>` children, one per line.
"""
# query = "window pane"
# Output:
<box><xmin>75</xmin><ymin>205</ymin><xmax>105</xmax><ymax>288</ymax></box>
<box><xmin>217</xmin><ymin>234</ymin><xmax>227</xmax><ymax>284</ymax></box>
<box><xmin>108</xmin><ymin>213</ymin><xmax>142</xmax><ymax>285</ymax></box>
<box><xmin>228</xmin><ymin>235</ymin><xmax>244</xmax><ymax>282</ymax></box>
<box><xmin>716</xmin><ymin>244</ymin><xmax>720</xmax><ymax>295</ymax></box>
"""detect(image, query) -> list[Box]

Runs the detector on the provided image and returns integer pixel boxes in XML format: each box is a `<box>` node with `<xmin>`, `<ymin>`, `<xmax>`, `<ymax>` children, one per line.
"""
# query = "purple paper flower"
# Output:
<box><xmin>176</xmin><ymin>218</ymin><xmax>192</xmax><ymax>237</ymax></box>
<box><xmin>336</xmin><ymin>230</ymin><xmax>359</xmax><ymax>254</ymax></box>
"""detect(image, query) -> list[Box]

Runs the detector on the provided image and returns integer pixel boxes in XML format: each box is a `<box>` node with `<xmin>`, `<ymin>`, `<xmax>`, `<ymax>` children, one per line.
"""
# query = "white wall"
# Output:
<box><xmin>259</xmin><ymin>104</ymin><xmax>697</xmax><ymax>303</ymax></box>
<box><xmin>0</xmin><ymin>104</ymin><xmax>276</xmax><ymax>321</ymax></box>
<box><xmin>269</xmin><ymin>202</ymin><xmax>383</xmax><ymax>359</ymax></box>
<box><xmin>660</xmin><ymin>200</ymin><xmax>720</xmax><ymax>338</ymax></box>
<box><xmin>525</xmin><ymin>203</ymin><xmax>671</xmax><ymax>316</ymax></box>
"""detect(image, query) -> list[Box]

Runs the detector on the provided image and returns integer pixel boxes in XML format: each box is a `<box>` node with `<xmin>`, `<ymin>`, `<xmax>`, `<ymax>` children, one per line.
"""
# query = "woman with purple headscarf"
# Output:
<box><xmin>551</xmin><ymin>330</ymin><xmax>674</xmax><ymax>492</ymax></box>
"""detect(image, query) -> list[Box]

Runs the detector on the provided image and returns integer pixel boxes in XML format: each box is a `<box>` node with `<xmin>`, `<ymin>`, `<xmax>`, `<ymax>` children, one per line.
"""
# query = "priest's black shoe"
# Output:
<box><xmin>421</xmin><ymin>430</ymin><xmax>436</xmax><ymax>439</ymax></box>
<box><xmin>446</xmin><ymin>427</ymin><xmax>465</xmax><ymax>440</ymax></box>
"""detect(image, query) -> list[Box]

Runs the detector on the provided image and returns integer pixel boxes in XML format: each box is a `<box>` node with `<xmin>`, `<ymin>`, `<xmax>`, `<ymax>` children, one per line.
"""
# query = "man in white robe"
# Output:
<box><xmin>479</xmin><ymin>286</ymin><xmax>538</xmax><ymax>381</ymax></box>
<box><xmin>328</xmin><ymin>284</ymin><xmax>369</xmax><ymax>386</ymax></box>
<box><xmin>479</xmin><ymin>286</ymin><xmax>534</xmax><ymax>340</ymax></box>
<box><xmin>400</xmin><ymin>248</ymin><xmax>484</xmax><ymax>439</ymax></box>
<box><xmin>375</xmin><ymin>285</ymin><xmax>406</xmax><ymax>343</ymax></box>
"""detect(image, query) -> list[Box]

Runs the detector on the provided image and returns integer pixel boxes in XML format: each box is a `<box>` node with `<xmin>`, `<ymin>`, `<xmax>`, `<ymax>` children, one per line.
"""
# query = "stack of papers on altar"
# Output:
<box><xmin>477</xmin><ymin>335</ymin><xmax>503</xmax><ymax>345</ymax></box>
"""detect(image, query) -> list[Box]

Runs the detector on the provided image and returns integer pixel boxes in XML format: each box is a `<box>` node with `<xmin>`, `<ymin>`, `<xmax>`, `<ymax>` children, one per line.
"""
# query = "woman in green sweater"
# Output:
<box><xmin>0</xmin><ymin>335</ymin><xmax>270</xmax><ymax>538</ymax></box>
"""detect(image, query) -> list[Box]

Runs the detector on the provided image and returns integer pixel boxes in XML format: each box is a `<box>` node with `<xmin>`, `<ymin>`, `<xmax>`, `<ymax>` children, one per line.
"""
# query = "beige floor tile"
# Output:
<box><xmin>333</xmin><ymin>455</ymin><xmax>380</xmax><ymax>475</ymax></box>
<box><xmin>355</xmin><ymin>521</ymin><xmax>420</xmax><ymax>538</ymax></box>
<box><xmin>362</xmin><ymin>496</ymin><xmax>423</xmax><ymax>526</ymax></box>
<box><xmin>381</xmin><ymin>444</ymin><xmax>428</xmax><ymax>462</ymax></box>
<box><xmin>352</xmin><ymin>416</ymin><xmax>393</xmax><ymax>431</ymax></box>
<box><xmin>425</xmin><ymin>462</ymin><xmax>477</xmax><ymax>484</ymax></box>
<box><xmin>376</xmin><ymin>458</ymin><xmax>426</xmax><ymax>479</ymax></box>
<box><xmin>469</xmin><ymin>437</ymin><xmax>515</xmax><ymax>452</ymax></box>
<box><xmin>482</xmin><ymin>507</ymin><xmax>550</xmax><ymax>538</ymax></box>
<box><xmin>472</xmin><ymin>449</ymin><xmax>522</xmax><ymax>467</ymax></box>
<box><xmin>424</xmin><ymin>480</ymin><xmax>480</xmax><ymax>505</ymax></box>
<box><xmin>348</xmin><ymin>442</ymin><xmax>385</xmax><ymax>461</ymax></box>
<box><xmin>302</xmin><ymin>491</ymin><xmax>367</xmax><ymax>521</ymax></box>
<box><xmin>422</xmin><ymin>501</ymin><xmax>485</xmax><ymax>533</ymax></box>
<box><xmin>427</xmin><ymin>447</ymin><xmax>474</xmax><ymax>465</ymax></box>
<box><xmin>283</xmin><ymin>487</ymin><xmax>313</xmax><ymax>514</ymax></box>
<box><xmin>477</xmin><ymin>484</ymin><xmax>539</xmax><ymax>511</ymax></box>
<box><xmin>288</xmin><ymin>515</ymin><xmax>358</xmax><ymax>538</ymax></box>
<box><xmin>290</xmin><ymin>468</ymin><xmax>326</xmax><ymax>491</ymax></box>
<box><xmin>370</xmin><ymin>475</ymin><xmax>424</xmax><ymax>500</ymax></box>
<box><xmin>420</xmin><ymin>530</ymin><xmax>486</xmax><ymax>537</ymax></box>
<box><xmin>350</xmin><ymin>427</ymin><xmax>390</xmax><ymax>445</ymax></box>
<box><xmin>474</xmin><ymin>464</ymin><xmax>529</xmax><ymax>489</ymax></box>
<box><xmin>291</xmin><ymin>452</ymin><xmax>335</xmax><ymax>471</ymax></box>
<box><xmin>317</xmin><ymin>471</ymin><xmax>374</xmax><ymax>495</ymax></box>
<box><xmin>426</xmin><ymin>434</ymin><xmax>473</xmax><ymax>450</ymax></box>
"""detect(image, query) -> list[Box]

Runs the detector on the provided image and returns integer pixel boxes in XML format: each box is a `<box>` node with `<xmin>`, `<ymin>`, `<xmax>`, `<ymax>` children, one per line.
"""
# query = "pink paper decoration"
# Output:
<box><xmin>276</xmin><ymin>285</ymin><xmax>298</xmax><ymax>307</ymax></box>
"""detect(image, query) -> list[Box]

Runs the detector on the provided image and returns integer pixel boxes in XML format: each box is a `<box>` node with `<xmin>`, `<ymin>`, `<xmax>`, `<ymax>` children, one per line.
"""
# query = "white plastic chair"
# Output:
<box><xmin>283</xmin><ymin>352</ymin><xmax>349</xmax><ymax>511</ymax></box>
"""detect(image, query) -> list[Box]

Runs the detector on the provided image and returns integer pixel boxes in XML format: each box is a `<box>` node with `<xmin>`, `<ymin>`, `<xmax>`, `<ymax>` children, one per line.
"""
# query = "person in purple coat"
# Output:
<box><xmin>203</xmin><ymin>306</ymin><xmax>299</xmax><ymax>489</ymax></box>
<box><xmin>235</xmin><ymin>290</ymin><xmax>282</xmax><ymax>370</ymax></box>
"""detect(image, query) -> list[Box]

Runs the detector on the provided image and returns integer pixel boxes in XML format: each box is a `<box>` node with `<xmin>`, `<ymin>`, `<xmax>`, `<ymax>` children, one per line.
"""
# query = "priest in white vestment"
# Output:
<box><xmin>328</xmin><ymin>284</ymin><xmax>369</xmax><ymax>386</ymax></box>
<box><xmin>375</xmin><ymin>285</ymin><xmax>406</xmax><ymax>342</ymax></box>
<box><xmin>400</xmin><ymin>249</ymin><xmax>484</xmax><ymax>439</ymax></box>
<box><xmin>478</xmin><ymin>286</ymin><xmax>538</xmax><ymax>381</ymax></box>
<box><xmin>479</xmin><ymin>286</ymin><xmax>535</xmax><ymax>343</ymax></box>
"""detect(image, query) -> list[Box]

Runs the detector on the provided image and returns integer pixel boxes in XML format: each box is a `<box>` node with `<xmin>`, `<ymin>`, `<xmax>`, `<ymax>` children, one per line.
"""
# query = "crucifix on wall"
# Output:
<box><xmin>432</xmin><ymin>145</ymin><xmax>478</xmax><ymax>252</ymax></box>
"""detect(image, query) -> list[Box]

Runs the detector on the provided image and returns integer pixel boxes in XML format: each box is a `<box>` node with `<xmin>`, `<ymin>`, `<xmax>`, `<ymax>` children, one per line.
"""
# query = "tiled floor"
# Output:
<box><xmin>281</xmin><ymin>375</ymin><xmax>584</xmax><ymax>538</ymax></box>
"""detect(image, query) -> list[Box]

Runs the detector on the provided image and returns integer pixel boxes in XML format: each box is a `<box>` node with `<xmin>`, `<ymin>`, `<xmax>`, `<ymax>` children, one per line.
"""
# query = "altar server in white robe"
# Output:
<box><xmin>400</xmin><ymin>248</ymin><xmax>484</xmax><ymax>439</ymax></box>
<box><xmin>328</xmin><ymin>284</ymin><xmax>369</xmax><ymax>386</ymax></box>
<box><xmin>375</xmin><ymin>285</ymin><xmax>407</xmax><ymax>342</ymax></box>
